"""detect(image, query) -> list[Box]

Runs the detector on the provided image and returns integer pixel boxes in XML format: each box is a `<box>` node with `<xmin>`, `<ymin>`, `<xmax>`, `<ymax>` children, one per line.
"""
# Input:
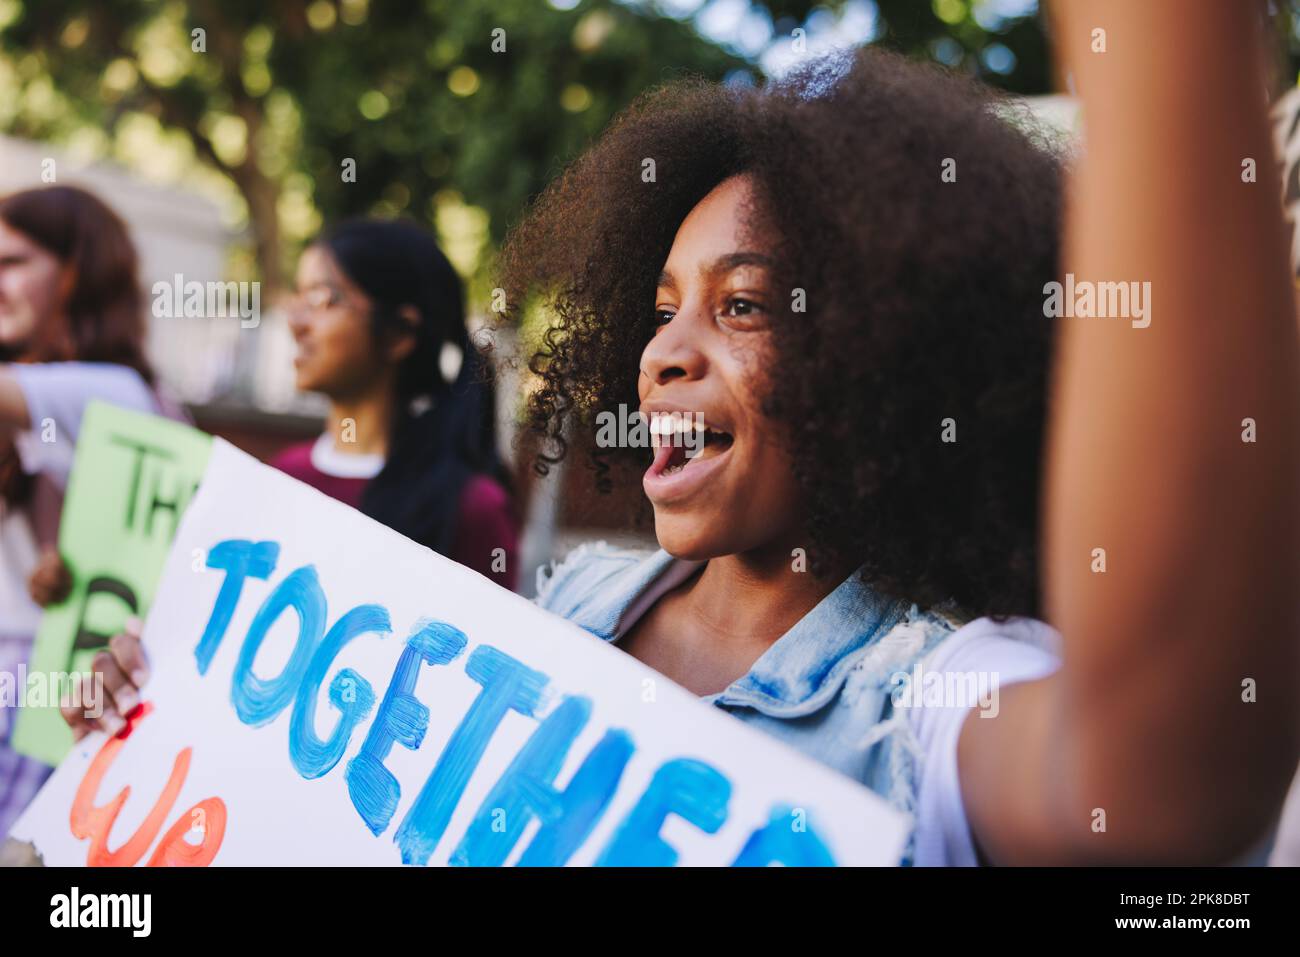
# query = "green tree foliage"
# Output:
<box><xmin>280</xmin><ymin>1</ymin><xmax>746</xmax><ymax>255</ymax></box>
<box><xmin>0</xmin><ymin>0</ymin><xmax>747</xmax><ymax>287</ymax></box>
<box><xmin>0</xmin><ymin>0</ymin><xmax>1061</xmax><ymax>289</ymax></box>
<box><xmin>870</xmin><ymin>0</ymin><xmax>1050</xmax><ymax>95</ymax></box>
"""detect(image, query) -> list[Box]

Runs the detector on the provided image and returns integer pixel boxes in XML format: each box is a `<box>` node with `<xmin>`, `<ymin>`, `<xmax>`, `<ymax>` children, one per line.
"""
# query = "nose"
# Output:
<box><xmin>286</xmin><ymin>303</ymin><xmax>311</xmax><ymax>339</ymax></box>
<box><xmin>640</xmin><ymin>312</ymin><xmax>707</xmax><ymax>386</ymax></box>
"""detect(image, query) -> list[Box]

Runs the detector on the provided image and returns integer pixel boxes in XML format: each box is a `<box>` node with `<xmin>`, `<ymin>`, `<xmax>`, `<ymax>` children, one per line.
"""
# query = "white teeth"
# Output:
<box><xmin>648</xmin><ymin>412</ymin><xmax>707</xmax><ymax>437</ymax></box>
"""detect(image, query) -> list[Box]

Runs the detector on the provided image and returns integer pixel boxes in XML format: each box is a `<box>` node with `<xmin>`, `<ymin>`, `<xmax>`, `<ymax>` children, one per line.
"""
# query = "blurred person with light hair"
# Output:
<box><xmin>0</xmin><ymin>185</ymin><xmax>174</xmax><ymax>839</ymax></box>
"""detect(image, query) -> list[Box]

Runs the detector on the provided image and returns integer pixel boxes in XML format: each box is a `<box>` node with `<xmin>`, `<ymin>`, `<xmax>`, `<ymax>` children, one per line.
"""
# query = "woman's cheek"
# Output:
<box><xmin>319</xmin><ymin>318</ymin><xmax>362</xmax><ymax>369</ymax></box>
<box><xmin>755</xmin><ymin>444</ymin><xmax>803</xmax><ymax>512</ymax></box>
<box><xmin>1</xmin><ymin>274</ymin><xmax>29</xmax><ymax>310</ymax></box>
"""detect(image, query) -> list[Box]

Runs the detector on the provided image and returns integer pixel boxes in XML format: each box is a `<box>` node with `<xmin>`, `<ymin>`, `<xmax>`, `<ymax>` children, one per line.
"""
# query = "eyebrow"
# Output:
<box><xmin>657</xmin><ymin>252</ymin><xmax>774</xmax><ymax>291</ymax></box>
<box><xmin>708</xmin><ymin>252</ymin><xmax>774</xmax><ymax>276</ymax></box>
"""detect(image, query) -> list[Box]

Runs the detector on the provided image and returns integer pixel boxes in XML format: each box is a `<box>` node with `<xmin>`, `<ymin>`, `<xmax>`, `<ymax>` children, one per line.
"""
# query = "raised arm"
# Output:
<box><xmin>960</xmin><ymin>0</ymin><xmax>1300</xmax><ymax>864</ymax></box>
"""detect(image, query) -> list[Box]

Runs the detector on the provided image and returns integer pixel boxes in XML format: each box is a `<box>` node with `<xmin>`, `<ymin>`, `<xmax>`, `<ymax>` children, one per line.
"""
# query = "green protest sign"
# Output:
<box><xmin>11</xmin><ymin>401</ymin><xmax>211</xmax><ymax>766</ymax></box>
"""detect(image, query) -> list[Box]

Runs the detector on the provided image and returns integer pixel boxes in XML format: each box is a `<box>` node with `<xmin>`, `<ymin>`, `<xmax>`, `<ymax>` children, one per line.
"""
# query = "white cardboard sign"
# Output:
<box><xmin>11</xmin><ymin>440</ymin><xmax>907</xmax><ymax>866</ymax></box>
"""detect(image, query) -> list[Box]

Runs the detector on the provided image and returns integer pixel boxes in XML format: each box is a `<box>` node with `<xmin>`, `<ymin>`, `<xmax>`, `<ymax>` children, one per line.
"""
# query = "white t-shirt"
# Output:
<box><xmin>909</xmin><ymin>617</ymin><xmax>1061</xmax><ymax>865</ymax></box>
<box><xmin>0</xmin><ymin>362</ymin><xmax>158</xmax><ymax>637</ymax></box>
<box><xmin>0</xmin><ymin>501</ymin><xmax>41</xmax><ymax>639</ymax></box>
<box><xmin>1269</xmin><ymin>766</ymin><xmax>1300</xmax><ymax>866</ymax></box>
<box><xmin>309</xmin><ymin>431</ymin><xmax>384</xmax><ymax>479</ymax></box>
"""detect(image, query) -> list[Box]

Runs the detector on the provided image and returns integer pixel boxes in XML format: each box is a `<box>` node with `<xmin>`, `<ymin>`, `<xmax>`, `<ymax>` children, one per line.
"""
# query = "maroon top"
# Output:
<box><xmin>270</xmin><ymin>441</ymin><xmax>519</xmax><ymax>591</ymax></box>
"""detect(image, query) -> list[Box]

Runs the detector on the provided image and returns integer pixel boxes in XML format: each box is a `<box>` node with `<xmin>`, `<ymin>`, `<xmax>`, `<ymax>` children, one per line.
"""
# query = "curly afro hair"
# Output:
<box><xmin>499</xmin><ymin>48</ymin><xmax>1064</xmax><ymax>619</ymax></box>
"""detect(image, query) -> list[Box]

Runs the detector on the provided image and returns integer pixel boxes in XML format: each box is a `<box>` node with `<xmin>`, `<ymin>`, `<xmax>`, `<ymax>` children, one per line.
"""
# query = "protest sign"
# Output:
<box><xmin>10</xmin><ymin>440</ymin><xmax>909</xmax><ymax>866</ymax></box>
<box><xmin>11</xmin><ymin>402</ymin><xmax>212</xmax><ymax>766</ymax></box>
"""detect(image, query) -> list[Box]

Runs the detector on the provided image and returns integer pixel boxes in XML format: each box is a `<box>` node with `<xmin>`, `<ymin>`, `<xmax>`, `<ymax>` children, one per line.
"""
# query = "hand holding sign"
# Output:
<box><xmin>60</xmin><ymin>617</ymin><xmax>150</xmax><ymax>741</ymax></box>
<box><xmin>27</xmin><ymin>545</ymin><xmax>73</xmax><ymax>608</ymax></box>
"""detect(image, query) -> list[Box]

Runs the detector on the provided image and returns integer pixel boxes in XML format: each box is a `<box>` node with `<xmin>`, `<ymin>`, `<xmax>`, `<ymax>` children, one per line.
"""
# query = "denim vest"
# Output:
<box><xmin>534</xmin><ymin>542</ymin><xmax>960</xmax><ymax>865</ymax></box>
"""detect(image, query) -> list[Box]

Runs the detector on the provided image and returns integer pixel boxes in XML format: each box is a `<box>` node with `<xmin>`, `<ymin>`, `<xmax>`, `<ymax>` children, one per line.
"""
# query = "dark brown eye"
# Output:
<box><xmin>721</xmin><ymin>297</ymin><xmax>767</xmax><ymax>327</ymax></box>
<box><xmin>654</xmin><ymin>308</ymin><xmax>675</xmax><ymax>327</ymax></box>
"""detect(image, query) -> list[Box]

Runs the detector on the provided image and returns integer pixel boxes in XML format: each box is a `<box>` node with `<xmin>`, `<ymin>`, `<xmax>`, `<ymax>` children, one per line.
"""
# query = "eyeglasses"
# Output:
<box><xmin>288</xmin><ymin>285</ymin><xmax>347</xmax><ymax>313</ymax></box>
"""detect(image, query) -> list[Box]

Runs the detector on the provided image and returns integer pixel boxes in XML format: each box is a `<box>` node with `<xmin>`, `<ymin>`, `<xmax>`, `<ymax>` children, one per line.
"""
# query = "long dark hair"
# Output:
<box><xmin>314</xmin><ymin>218</ymin><xmax>508</xmax><ymax>554</ymax></box>
<box><xmin>1</xmin><ymin>186</ymin><xmax>154</xmax><ymax>506</ymax></box>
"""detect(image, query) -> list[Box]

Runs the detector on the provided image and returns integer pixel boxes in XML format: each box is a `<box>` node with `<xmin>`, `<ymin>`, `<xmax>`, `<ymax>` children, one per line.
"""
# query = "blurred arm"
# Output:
<box><xmin>960</xmin><ymin>0</ymin><xmax>1300</xmax><ymax>864</ymax></box>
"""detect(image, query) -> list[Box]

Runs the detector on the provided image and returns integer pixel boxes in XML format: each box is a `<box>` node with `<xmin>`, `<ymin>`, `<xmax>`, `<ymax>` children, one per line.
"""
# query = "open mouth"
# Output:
<box><xmin>647</xmin><ymin>412</ymin><xmax>735</xmax><ymax>478</ymax></box>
